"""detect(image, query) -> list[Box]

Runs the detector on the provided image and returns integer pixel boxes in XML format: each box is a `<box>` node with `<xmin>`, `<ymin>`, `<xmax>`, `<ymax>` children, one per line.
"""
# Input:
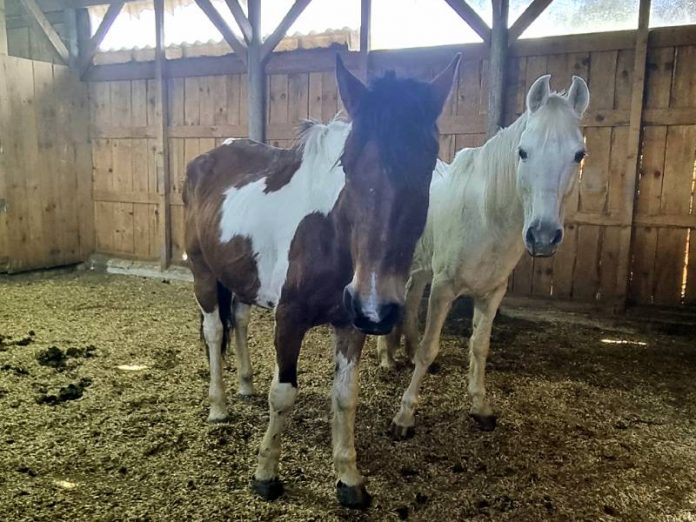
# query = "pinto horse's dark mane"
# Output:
<box><xmin>348</xmin><ymin>71</ymin><xmax>441</xmax><ymax>187</ymax></box>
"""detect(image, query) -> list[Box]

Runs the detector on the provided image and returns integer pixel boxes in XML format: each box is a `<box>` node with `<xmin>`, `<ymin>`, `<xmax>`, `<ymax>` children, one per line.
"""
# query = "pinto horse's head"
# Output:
<box><xmin>517</xmin><ymin>75</ymin><xmax>590</xmax><ymax>257</ymax></box>
<box><xmin>336</xmin><ymin>54</ymin><xmax>460</xmax><ymax>335</ymax></box>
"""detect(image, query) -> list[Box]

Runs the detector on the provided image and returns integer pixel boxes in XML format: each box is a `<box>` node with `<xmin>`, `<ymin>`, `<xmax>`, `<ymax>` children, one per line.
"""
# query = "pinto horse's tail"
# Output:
<box><xmin>199</xmin><ymin>282</ymin><xmax>235</xmax><ymax>359</ymax></box>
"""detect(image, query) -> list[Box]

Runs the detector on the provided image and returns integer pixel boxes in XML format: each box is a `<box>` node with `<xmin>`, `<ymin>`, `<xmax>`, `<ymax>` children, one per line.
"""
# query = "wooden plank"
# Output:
<box><xmin>267</xmin><ymin>73</ymin><xmax>289</xmax><ymax>127</ymax></box>
<box><xmin>614</xmin><ymin>49</ymin><xmax>635</xmax><ymax>111</ymax></box>
<box><xmin>653</xmin><ymin>228</ymin><xmax>688</xmax><ymax>305</ymax></box>
<box><xmin>320</xmin><ymin>69</ymin><xmax>338</xmax><ymax>122</ymax></box>
<box><xmin>287</xmin><ymin>72</ymin><xmax>309</xmax><ymax>125</ymax></box>
<box><xmin>661</xmin><ymin>125</ymin><xmax>696</xmax><ymax>216</ymax></box>
<box><xmin>508</xmin><ymin>0</ymin><xmax>552</xmax><ymax>42</ymax></box>
<box><xmin>598</xmin><ymin>226</ymin><xmax>621</xmax><ymax>301</ymax></box>
<box><xmin>209</xmin><ymin>75</ymin><xmax>227</xmax><ymax>124</ymax></box>
<box><xmin>579</xmin><ymin>127</ymin><xmax>610</xmax><ymax>213</ymax></box>
<box><xmin>442</xmin><ymin>0</ymin><xmax>491</xmax><ymax>43</ymax></box>
<box><xmin>79</xmin><ymin>1</ymin><xmax>124</xmax><ymax>77</ymax></box>
<box><xmin>260</xmin><ymin>0</ymin><xmax>312</xmax><ymax>61</ymax></box>
<box><xmin>154</xmin><ymin>0</ymin><xmax>170</xmax><ymax>268</ymax></box>
<box><xmin>645</xmin><ymin>46</ymin><xmax>674</xmax><ymax>109</ymax></box>
<box><xmin>308</xmin><ymin>71</ymin><xmax>322</xmax><ymax>120</ymax></box>
<box><xmin>551</xmin><ymin>223</ymin><xmax>578</xmax><ymax>299</ymax></box>
<box><xmin>225</xmin><ymin>74</ymin><xmax>241</xmax><ymax>125</ymax></box>
<box><xmin>572</xmin><ymin>225</ymin><xmax>601</xmax><ymax>301</ymax></box>
<box><xmin>0</xmin><ymin>56</ymin><xmax>8</xmax><ymax>269</ymax></box>
<box><xmin>629</xmin><ymin>226</ymin><xmax>658</xmax><ymax>304</ymax></box>
<box><xmin>18</xmin><ymin>0</ymin><xmax>69</xmax><ymax>63</ymax></box>
<box><xmin>686</xmin><ymin>231</ymin><xmax>696</xmax><ymax>305</ymax></box>
<box><xmin>588</xmin><ymin>51</ymin><xmax>618</xmax><ymax>111</ymax></box>
<box><xmin>33</xmin><ymin>61</ymin><xmax>57</xmax><ymax>262</ymax></box>
<box><xmin>193</xmin><ymin>0</ymin><xmax>247</xmax><ymax>61</ymax></box>
<box><xmin>671</xmin><ymin>46</ymin><xmax>696</xmax><ymax>108</ymax></box>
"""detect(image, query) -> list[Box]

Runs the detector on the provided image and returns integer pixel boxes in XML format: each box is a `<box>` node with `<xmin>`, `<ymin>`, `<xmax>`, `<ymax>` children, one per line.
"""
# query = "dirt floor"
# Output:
<box><xmin>1</xmin><ymin>270</ymin><xmax>696</xmax><ymax>521</ymax></box>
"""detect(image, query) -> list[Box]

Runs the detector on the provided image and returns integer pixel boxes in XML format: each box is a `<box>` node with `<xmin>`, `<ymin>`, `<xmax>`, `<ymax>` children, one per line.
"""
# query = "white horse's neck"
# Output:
<box><xmin>448</xmin><ymin>112</ymin><xmax>528</xmax><ymax>231</ymax></box>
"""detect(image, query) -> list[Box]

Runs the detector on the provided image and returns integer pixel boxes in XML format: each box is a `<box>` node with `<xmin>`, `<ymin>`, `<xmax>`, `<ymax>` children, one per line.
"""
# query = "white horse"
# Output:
<box><xmin>379</xmin><ymin>74</ymin><xmax>590</xmax><ymax>438</ymax></box>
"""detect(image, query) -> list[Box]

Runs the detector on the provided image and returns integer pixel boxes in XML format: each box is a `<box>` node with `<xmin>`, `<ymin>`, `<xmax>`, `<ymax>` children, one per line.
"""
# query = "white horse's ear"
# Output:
<box><xmin>336</xmin><ymin>54</ymin><xmax>367</xmax><ymax>117</ymax></box>
<box><xmin>567</xmin><ymin>75</ymin><xmax>590</xmax><ymax>117</ymax></box>
<box><xmin>526</xmin><ymin>74</ymin><xmax>551</xmax><ymax>114</ymax></box>
<box><xmin>429</xmin><ymin>53</ymin><xmax>462</xmax><ymax>118</ymax></box>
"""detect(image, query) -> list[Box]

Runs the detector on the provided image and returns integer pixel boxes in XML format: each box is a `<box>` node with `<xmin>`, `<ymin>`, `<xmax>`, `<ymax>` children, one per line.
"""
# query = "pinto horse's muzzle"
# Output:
<box><xmin>342</xmin><ymin>287</ymin><xmax>402</xmax><ymax>335</ymax></box>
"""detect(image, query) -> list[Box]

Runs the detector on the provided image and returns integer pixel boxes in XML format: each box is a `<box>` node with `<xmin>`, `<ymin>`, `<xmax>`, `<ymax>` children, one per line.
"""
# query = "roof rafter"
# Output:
<box><xmin>194</xmin><ymin>0</ymin><xmax>247</xmax><ymax>63</ymax></box>
<box><xmin>224</xmin><ymin>0</ymin><xmax>251</xmax><ymax>44</ymax></box>
<box><xmin>442</xmin><ymin>0</ymin><xmax>491</xmax><ymax>44</ymax></box>
<box><xmin>79</xmin><ymin>0</ymin><xmax>124</xmax><ymax>77</ymax></box>
<box><xmin>18</xmin><ymin>0</ymin><xmax>70</xmax><ymax>63</ymax></box>
<box><xmin>260</xmin><ymin>0</ymin><xmax>312</xmax><ymax>61</ymax></box>
<box><xmin>509</xmin><ymin>0</ymin><xmax>554</xmax><ymax>41</ymax></box>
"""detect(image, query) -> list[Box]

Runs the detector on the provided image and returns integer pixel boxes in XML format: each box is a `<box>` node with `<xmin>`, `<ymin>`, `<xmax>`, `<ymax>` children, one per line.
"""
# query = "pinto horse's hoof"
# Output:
<box><xmin>470</xmin><ymin>413</ymin><xmax>497</xmax><ymax>432</ymax></box>
<box><xmin>336</xmin><ymin>481</ymin><xmax>372</xmax><ymax>510</ymax></box>
<box><xmin>388</xmin><ymin>421</ymin><xmax>415</xmax><ymax>441</ymax></box>
<box><xmin>251</xmin><ymin>477</ymin><xmax>284</xmax><ymax>501</ymax></box>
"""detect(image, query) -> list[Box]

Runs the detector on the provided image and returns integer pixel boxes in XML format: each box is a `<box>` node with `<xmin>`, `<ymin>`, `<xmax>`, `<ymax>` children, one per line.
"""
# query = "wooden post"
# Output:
<box><xmin>359</xmin><ymin>0</ymin><xmax>371</xmax><ymax>81</ymax></box>
<box><xmin>247</xmin><ymin>0</ymin><xmax>264</xmax><ymax>142</ymax></box>
<box><xmin>0</xmin><ymin>0</ymin><xmax>8</xmax><ymax>55</ymax></box>
<box><xmin>615</xmin><ymin>0</ymin><xmax>651</xmax><ymax>311</ymax></box>
<box><xmin>154</xmin><ymin>0</ymin><xmax>171</xmax><ymax>270</ymax></box>
<box><xmin>487</xmin><ymin>0</ymin><xmax>508</xmax><ymax>138</ymax></box>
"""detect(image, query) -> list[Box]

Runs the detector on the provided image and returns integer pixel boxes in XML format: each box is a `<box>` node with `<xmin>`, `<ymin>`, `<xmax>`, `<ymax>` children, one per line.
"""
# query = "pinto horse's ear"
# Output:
<box><xmin>429</xmin><ymin>53</ymin><xmax>461</xmax><ymax>118</ymax></box>
<box><xmin>526</xmin><ymin>74</ymin><xmax>551</xmax><ymax>114</ymax></box>
<box><xmin>567</xmin><ymin>75</ymin><xmax>590</xmax><ymax>117</ymax></box>
<box><xmin>336</xmin><ymin>54</ymin><xmax>367</xmax><ymax>118</ymax></box>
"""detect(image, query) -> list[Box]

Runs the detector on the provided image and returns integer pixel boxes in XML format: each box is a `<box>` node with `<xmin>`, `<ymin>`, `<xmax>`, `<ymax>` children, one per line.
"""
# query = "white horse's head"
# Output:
<box><xmin>517</xmin><ymin>74</ymin><xmax>590</xmax><ymax>257</ymax></box>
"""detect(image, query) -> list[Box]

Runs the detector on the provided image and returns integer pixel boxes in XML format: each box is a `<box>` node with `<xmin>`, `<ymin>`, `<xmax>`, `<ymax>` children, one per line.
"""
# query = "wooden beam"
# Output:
<box><xmin>0</xmin><ymin>0</ymin><xmax>8</xmax><ymax>55</ymax></box>
<box><xmin>224</xmin><ymin>0</ymin><xmax>251</xmax><ymax>44</ymax></box>
<box><xmin>359</xmin><ymin>0</ymin><xmax>370</xmax><ymax>80</ymax></box>
<box><xmin>487</xmin><ymin>0</ymin><xmax>508</xmax><ymax>137</ymax></box>
<box><xmin>247</xmin><ymin>0</ymin><xmax>264</xmax><ymax>141</ymax></box>
<box><xmin>615</xmin><ymin>0</ymin><xmax>651</xmax><ymax>311</ymax></box>
<box><xmin>18</xmin><ymin>0</ymin><xmax>70</xmax><ymax>63</ymax></box>
<box><xmin>194</xmin><ymin>0</ymin><xmax>247</xmax><ymax>61</ymax></box>
<box><xmin>79</xmin><ymin>0</ymin><xmax>124</xmax><ymax>77</ymax></box>
<box><xmin>508</xmin><ymin>0</ymin><xmax>552</xmax><ymax>41</ymax></box>
<box><xmin>442</xmin><ymin>0</ymin><xmax>490</xmax><ymax>43</ymax></box>
<box><xmin>260</xmin><ymin>0</ymin><xmax>312</xmax><ymax>61</ymax></box>
<box><xmin>154</xmin><ymin>0</ymin><xmax>171</xmax><ymax>270</ymax></box>
<box><xmin>62</xmin><ymin>8</ymin><xmax>79</xmax><ymax>67</ymax></box>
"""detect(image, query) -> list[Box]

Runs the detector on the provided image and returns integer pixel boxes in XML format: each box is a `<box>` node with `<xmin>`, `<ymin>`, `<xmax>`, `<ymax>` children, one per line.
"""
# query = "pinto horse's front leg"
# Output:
<box><xmin>252</xmin><ymin>309</ymin><xmax>306</xmax><ymax>501</ymax></box>
<box><xmin>332</xmin><ymin>326</ymin><xmax>371</xmax><ymax>509</ymax></box>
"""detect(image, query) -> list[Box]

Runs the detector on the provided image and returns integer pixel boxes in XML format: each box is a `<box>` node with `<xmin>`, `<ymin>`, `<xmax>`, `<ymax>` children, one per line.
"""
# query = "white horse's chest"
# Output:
<box><xmin>218</xmin><ymin>170</ymin><xmax>345</xmax><ymax>307</ymax></box>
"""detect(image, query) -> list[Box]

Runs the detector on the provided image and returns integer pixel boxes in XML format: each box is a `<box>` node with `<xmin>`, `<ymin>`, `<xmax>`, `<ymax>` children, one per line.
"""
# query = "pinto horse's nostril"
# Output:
<box><xmin>551</xmin><ymin>227</ymin><xmax>563</xmax><ymax>246</ymax></box>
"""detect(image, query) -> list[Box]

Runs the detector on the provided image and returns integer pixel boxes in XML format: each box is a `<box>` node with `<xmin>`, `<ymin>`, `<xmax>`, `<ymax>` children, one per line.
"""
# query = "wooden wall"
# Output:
<box><xmin>86</xmin><ymin>26</ymin><xmax>696</xmax><ymax>307</ymax></box>
<box><xmin>0</xmin><ymin>54</ymin><xmax>92</xmax><ymax>272</ymax></box>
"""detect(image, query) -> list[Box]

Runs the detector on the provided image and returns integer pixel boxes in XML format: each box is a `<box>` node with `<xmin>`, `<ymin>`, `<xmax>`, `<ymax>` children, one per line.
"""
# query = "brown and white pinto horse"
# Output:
<box><xmin>183</xmin><ymin>55</ymin><xmax>460</xmax><ymax>509</ymax></box>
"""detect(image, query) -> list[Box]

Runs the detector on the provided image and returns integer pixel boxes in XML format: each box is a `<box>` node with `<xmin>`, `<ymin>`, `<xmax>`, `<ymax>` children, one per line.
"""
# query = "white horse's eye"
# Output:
<box><xmin>574</xmin><ymin>150</ymin><xmax>586</xmax><ymax>163</ymax></box>
<box><xmin>518</xmin><ymin>148</ymin><xmax>528</xmax><ymax>160</ymax></box>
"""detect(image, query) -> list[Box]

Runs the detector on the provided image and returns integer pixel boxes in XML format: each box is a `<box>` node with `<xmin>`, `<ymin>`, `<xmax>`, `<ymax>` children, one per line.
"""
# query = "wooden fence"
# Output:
<box><xmin>0</xmin><ymin>54</ymin><xmax>92</xmax><ymax>272</ymax></box>
<box><xmin>85</xmin><ymin>26</ymin><xmax>696</xmax><ymax>307</ymax></box>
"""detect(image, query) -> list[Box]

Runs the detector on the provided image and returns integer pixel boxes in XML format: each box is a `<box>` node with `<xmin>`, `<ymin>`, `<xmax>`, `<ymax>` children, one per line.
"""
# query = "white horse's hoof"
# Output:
<box><xmin>207</xmin><ymin>406</ymin><xmax>229</xmax><ymax>423</ymax></box>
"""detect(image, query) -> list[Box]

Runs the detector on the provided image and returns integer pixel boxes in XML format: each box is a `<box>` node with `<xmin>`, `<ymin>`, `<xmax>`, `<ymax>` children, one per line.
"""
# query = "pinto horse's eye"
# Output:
<box><xmin>574</xmin><ymin>150</ymin><xmax>586</xmax><ymax>163</ymax></box>
<box><xmin>518</xmin><ymin>148</ymin><xmax>528</xmax><ymax>161</ymax></box>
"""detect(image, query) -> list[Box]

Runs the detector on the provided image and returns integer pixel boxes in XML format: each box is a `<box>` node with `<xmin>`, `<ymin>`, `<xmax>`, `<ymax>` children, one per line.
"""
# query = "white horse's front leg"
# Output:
<box><xmin>232</xmin><ymin>302</ymin><xmax>254</xmax><ymax>396</ymax></box>
<box><xmin>468</xmin><ymin>284</ymin><xmax>507</xmax><ymax>431</ymax></box>
<box><xmin>389</xmin><ymin>276</ymin><xmax>455</xmax><ymax>440</ymax></box>
<box><xmin>332</xmin><ymin>327</ymin><xmax>371</xmax><ymax>509</ymax></box>
<box><xmin>376</xmin><ymin>270</ymin><xmax>430</xmax><ymax>369</ymax></box>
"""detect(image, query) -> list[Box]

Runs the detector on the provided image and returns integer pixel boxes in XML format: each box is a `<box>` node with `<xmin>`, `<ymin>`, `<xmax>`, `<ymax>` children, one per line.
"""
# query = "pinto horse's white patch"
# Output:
<box><xmin>218</xmin><ymin>121</ymin><xmax>351</xmax><ymax>307</ymax></box>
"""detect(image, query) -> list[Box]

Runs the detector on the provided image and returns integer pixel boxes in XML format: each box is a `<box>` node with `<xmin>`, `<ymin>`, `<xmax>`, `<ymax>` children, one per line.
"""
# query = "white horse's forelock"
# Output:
<box><xmin>297</xmin><ymin>117</ymin><xmax>351</xmax><ymax>167</ymax></box>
